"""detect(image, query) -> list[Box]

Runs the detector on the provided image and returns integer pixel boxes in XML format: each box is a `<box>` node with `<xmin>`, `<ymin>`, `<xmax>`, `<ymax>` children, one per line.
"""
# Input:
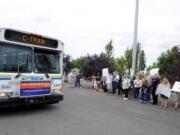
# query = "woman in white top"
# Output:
<box><xmin>106</xmin><ymin>73</ymin><xmax>112</xmax><ymax>95</ymax></box>
<box><xmin>133</xmin><ymin>75</ymin><xmax>141</xmax><ymax>99</ymax></box>
<box><xmin>122</xmin><ymin>74</ymin><xmax>131</xmax><ymax>100</ymax></box>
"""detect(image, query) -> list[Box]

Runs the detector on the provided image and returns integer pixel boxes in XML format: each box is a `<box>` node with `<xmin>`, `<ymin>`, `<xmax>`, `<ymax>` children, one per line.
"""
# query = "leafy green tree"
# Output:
<box><xmin>158</xmin><ymin>47</ymin><xmax>179</xmax><ymax>73</ymax></box>
<box><xmin>124</xmin><ymin>47</ymin><xmax>132</xmax><ymax>72</ymax></box>
<box><xmin>117</xmin><ymin>43</ymin><xmax>146</xmax><ymax>74</ymax></box>
<box><xmin>114</xmin><ymin>56</ymin><xmax>126</xmax><ymax>74</ymax></box>
<box><xmin>72</xmin><ymin>56</ymin><xmax>85</xmax><ymax>69</ymax></box>
<box><xmin>158</xmin><ymin>46</ymin><xmax>180</xmax><ymax>83</ymax></box>
<box><xmin>139</xmin><ymin>50</ymin><xmax>146</xmax><ymax>70</ymax></box>
<box><xmin>63</xmin><ymin>54</ymin><xmax>72</xmax><ymax>75</ymax></box>
<box><xmin>147</xmin><ymin>62</ymin><xmax>158</xmax><ymax>72</ymax></box>
<box><xmin>105</xmin><ymin>40</ymin><xmax>113</xmax><ymax>58</ymax></box>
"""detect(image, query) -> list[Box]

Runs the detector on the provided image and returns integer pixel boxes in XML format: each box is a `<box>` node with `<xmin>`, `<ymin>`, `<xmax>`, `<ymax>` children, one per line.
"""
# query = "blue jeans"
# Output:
<box><xmin>75</xmin><ymin>80</ymin><xmax>81</xmax><ymax>87</ymax></box>
<box><xmin>140</xmin><ymin>88</ymin><xmax>150</xmax><ymax>102</ymax></box>
<box><xmin>112</xmin><ymin>81</ymin><xmax>118</xmax><ymax>94</ymax></box>
<box><xmin>134</xmin><ymin>88</ymin><xmax>140</xmax><ymax>99</ymax></box>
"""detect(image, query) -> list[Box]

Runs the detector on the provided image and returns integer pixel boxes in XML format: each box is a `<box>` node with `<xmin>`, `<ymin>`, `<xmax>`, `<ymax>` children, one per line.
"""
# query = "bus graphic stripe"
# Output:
<box><xmin>0</xmin><ymin>75</ymin><xmax>11</xmax><ymax>80</ymax></box>
<box><xmin>0</xmin><ymin>78</ymin><xmax>11</xmax><ymax>80</ymax></box>
<box><xmin>51</xmin><ymin>78</ymin><xmax>62</xmax><ymax>80</ymax></box>
<box><xmin>20</xmin><ymin>88</ymin><xmax>50</xmax><ymax>96</ymax></box>
<box><xmin>20</xmin><ymin>82</ymin><xmax>51</xmax><ymax>89</ymax></box>
<box><xmin>20</xmin><ymin>81</ymin><xmax>51</xmax><ymax>96</ymax></box>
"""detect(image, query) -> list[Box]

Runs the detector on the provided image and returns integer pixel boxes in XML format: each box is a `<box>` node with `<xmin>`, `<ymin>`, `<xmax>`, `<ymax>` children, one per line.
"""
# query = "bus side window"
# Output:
<box><xmin>0</xmin><ymin>54</ymin><xmax>6</xmax><ymax>72</ymax></box>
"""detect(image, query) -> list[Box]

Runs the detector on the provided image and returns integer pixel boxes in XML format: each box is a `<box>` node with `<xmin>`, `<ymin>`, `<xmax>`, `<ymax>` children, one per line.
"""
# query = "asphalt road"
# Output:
<box><xmin>0</xmin><ymin>85</ymin><xmax>180</xmax><ymax>135</ymax></box>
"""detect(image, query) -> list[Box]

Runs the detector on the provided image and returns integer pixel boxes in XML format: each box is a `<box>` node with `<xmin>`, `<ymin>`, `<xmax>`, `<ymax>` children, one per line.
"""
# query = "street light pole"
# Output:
<box><xmin>131</xmin><ymin>0</ymin><xmax>139</xmax><ymax>77</ymax></box>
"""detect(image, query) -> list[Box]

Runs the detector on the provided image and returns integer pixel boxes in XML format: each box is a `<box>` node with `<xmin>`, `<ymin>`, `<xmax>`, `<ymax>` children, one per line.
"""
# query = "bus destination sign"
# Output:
<box><xmin>4</xmin><ymin>29</ymin><xmax>58</xmax><ymax>48</ymax></box>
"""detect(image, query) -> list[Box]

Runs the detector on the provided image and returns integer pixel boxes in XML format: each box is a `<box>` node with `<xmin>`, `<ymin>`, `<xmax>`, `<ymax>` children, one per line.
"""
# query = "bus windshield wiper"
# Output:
<box><xmin>15</xmin><ymin>63</ymin><xmax>26</xmax><ymax>78</ymax></box>
<box><xmin>45</xmin><ymin>73</ymin><xmax>50</xmax><ymax>78</ymax></box>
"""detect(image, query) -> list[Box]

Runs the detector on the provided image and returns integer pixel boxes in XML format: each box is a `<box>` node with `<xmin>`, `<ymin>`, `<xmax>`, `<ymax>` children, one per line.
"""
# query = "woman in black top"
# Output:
<box><xmin>151</xmin><ymin>75</ymin><xmax>160</xmax><ymax>105</ymax></box>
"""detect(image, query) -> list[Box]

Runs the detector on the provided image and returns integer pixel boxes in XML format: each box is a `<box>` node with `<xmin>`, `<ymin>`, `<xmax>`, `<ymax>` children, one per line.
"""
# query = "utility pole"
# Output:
<box><xmin>137</xmin><ymin>44</ymin><xmax>141</xmax><ymax>72</ymax></box>
<box><xmin>131</xmin><ymin>0</ymin><xmax>139</xmax><ymax>77</ymax></box>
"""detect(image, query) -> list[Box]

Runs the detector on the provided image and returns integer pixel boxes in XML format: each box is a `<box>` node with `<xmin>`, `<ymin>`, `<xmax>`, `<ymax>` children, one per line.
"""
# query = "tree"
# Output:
<box><xmin>118</xmin><ymin>43</ymin><xmax>146</xmax><ymax>74</ymax></box>
<box><xmin>165</xmin><ymin>54</ymin><xmax>180</xmax><ymax>84</ymax></box>
<box><xmin>157</xmin><ymin>46</ymin><xmax>180</xmax><ymax>83</ymax></box>
<box><xmin>63</xmin><ymin>54</ymin><xmax>72</xmax><ymax>75</ymax></box>
<box><xmin>72</xmin><ymin>56</ymin><xmax>85</xmax><ymax>69</ymax></box>
<box><xmin>114</xmin><ymin>56</ymin><xmax>126</xmax><ymax>74</ymax></box>
<box><xmin>158</xmin><ymin>47</ymin><xmax>179</xmax><ymax>73</ymax></box>
<box><xmin>147</xmin><ymin>62</ymin><xmax>158</xmax><ymax>72</ymax></box>
<box><xmin>139</xmin><ymin>50</ymin><xmax>146</xmax><ymax>70</ymax></box>
<box><xmin>81</xmin><ymin>53</ymin><xmax>114</xmax><ymax>78</ymax></box>
<box><xmin>105</xmin><ymin>40</ymin><xmax>113</xmax><ymax>58</ymax></box>
<box><xmin>124</xmin><ymin>47</ymin><xmax>132</xmax><ymax>72</ymax></box>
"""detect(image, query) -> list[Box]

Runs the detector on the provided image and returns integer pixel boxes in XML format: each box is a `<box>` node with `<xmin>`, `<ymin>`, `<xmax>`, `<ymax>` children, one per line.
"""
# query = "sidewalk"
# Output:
<box><xmin>65</xmin><ymin>79</ymin><xmax>180</xmax><ymax>110</ymax></box>
<box><xmin>80</xmin><ymin>79</ymin><xmax>92</xmax><ymax>89</ymax></box>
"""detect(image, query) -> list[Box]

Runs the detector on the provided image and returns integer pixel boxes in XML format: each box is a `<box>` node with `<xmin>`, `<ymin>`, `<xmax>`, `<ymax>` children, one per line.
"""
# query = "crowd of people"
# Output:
<box><xmin>67</xmin><ymin>71</ymin><xmax>180</xmax><ymax>110</ymax></box>
<box><xmin>97</xmin><ymin>72</ymin><xmax>180</xmax><ymax>110</ymax></box>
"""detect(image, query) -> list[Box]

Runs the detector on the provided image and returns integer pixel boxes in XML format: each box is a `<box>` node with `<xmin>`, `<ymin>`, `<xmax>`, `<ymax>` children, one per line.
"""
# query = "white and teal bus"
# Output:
<box><xmin>0</xmin><ymin>28</ymin><xmax>64</xmax><ymax>108</ymax></box>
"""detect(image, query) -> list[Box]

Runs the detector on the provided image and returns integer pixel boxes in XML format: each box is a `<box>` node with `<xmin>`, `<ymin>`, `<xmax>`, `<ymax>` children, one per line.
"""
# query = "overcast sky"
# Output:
<box><xmin>0</xmin><ymin>0</ymin><xmax>180</xmax><ymax>66</ymax></box>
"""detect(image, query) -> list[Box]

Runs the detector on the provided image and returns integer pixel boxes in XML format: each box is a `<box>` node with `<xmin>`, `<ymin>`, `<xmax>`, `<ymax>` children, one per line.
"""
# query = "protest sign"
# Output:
<box><xmin>102</xmin><ymin>68</ymin><xmax>109</xmax><ymax>77</ymax></box>
<box><xmin>172</xmin><ymin>81</ymin><xmax>180</xmax><ymax>93</ymax></box>
<box><xmin>156</xmin><ymin>84</ymin><xmax>171</xmax><ymax>98</ymax></box>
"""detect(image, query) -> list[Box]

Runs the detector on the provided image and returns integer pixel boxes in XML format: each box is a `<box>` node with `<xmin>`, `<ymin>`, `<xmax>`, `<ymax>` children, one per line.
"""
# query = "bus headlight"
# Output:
<box><xmin>54</xmin><ymin>89</ymin><xmax>62</xmax><ymax>94</ymax></box>
<box><xmin>0</xmin><ymin>92</ymin><xmax>6</xmax><ymax>97</ymax></box>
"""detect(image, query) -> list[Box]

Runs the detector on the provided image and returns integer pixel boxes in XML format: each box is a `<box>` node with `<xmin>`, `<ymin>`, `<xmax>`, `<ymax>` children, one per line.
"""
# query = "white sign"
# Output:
<box><xmin>156</xmin><ymin>84</ymin><xmax>171</xmax><ymax>98</ymax></box>
<box><xmin>102</xmin><ymin>68</ymin><xmax>109</xmax><ymax>77</ymax></box>
<box><xmin>172</xmin><ymin>81</ymin><xmax>180</xmax><ymax>93</ymax></box>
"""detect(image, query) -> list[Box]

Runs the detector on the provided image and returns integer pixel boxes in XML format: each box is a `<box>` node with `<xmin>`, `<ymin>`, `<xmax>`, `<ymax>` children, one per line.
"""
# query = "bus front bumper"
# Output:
<box><xmin>0</xmin><ymin>94</ymin><xmax>63</xmax><ymax>108</ymax></box>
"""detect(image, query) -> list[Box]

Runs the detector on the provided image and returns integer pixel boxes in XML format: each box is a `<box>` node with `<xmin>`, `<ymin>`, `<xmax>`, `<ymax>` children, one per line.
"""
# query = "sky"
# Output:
<box><xmin>0</xmin><ymin>0</ymin><xmax>180</xmax><ymax>66</ymax></box>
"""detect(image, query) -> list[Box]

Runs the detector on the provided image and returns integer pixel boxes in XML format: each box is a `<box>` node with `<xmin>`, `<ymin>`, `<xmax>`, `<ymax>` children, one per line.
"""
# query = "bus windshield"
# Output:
<box><xmin>34</xmin><ymin>49</ymin><xmax>60</xmax><ymax>74</ymax></box>
<box><xmin>0</xmin><ymin>43</ymin><xmax>32</xmax><ymax>73</ymax></box>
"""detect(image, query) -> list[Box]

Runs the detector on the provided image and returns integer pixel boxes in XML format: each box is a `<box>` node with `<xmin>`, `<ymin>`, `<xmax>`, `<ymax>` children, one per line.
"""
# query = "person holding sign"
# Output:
<box><xmin>171</xmin><ymin>81</ymin><xmax>180</xmax><ymax>110</ymax></box>
<box><xmin>158</xmin><ymin>77</ymin><xmax>171</xmax><ymax>109</ymax></box>
<box><xmin>106</xmin><ymin>72</ymin><xmax>113</xmax><ymax>95</ymax></box>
